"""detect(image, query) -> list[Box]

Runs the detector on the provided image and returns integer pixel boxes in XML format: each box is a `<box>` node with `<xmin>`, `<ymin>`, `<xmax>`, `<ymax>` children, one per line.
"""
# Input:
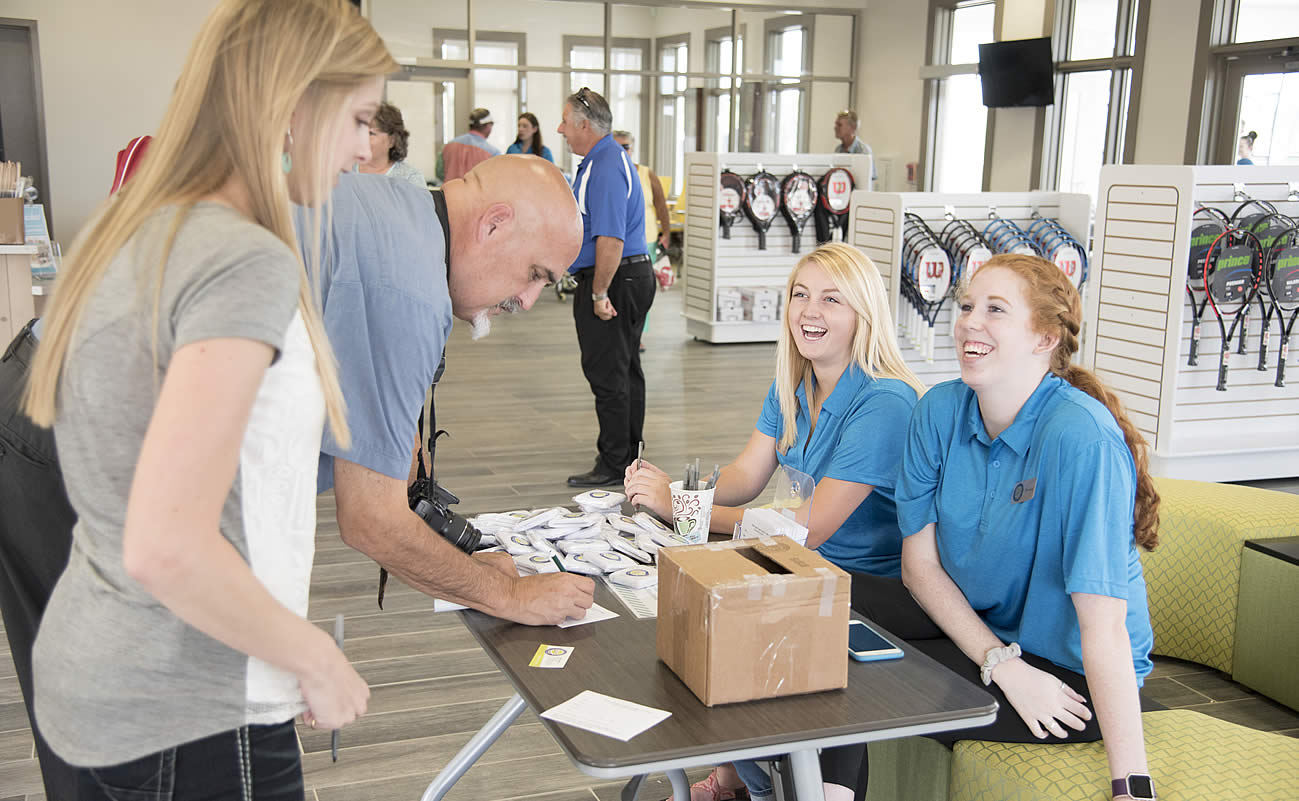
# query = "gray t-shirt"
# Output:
<box><xmin>34</xmin><ymin>203</ymin><xmax>326</xmax><ymax>766</ymax></box>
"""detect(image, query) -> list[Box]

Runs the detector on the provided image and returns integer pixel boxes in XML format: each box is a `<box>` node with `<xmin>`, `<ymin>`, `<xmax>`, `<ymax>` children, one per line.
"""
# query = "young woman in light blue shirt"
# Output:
<box><xmin>626</xmin><ymin>242</ymin><xmax>925</xmax><ymax>801</ymax></box>
<box><xmin>855</xmin><ymin>253</ymin><xmax>1160</xmax><ymax>801</ymax></box>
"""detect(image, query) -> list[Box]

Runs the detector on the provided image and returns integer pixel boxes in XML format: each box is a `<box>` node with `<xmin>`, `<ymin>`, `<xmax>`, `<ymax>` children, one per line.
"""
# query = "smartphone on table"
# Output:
<box><xmin>848</xmin><ymin>620</ymin><xmax>904</xmax><ymax>662</ymax></box>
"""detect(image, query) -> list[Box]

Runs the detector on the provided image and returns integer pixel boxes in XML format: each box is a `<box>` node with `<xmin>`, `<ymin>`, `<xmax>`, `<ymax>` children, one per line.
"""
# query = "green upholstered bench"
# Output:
<box><xmin>868</xmin><ymin>710</ymin><xmax>1299</xmax><ymax>801</ymax></box>
<box><xmin>1142</xmin><ymin>479</ymin><xmax>1299</xmax><ymax>676</ymax></box>
<box><xmin>948</xmin><ymin>710</ymin><xmax>1299</xmax><ymax>801</ymax></box>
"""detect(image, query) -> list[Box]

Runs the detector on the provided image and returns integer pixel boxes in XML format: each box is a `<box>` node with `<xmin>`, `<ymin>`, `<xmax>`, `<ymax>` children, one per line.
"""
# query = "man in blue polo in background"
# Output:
<box><xmin>556</xmin><ymin>87</ymin><xmax>655</xmax><ymax>487</ymax></box>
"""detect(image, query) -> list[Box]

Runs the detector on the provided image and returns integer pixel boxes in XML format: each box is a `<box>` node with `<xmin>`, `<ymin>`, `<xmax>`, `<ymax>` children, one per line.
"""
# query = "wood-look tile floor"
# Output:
<box><xmin>2</xmin><ymin>289</ymin><xmax>1297</xmax><ymax>800</ymax></box>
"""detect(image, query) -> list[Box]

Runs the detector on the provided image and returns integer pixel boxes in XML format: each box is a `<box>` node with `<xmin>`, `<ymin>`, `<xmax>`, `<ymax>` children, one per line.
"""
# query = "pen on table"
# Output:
<box><xmin>331</xmin><ymin>613</ymin><xmax>343</xmax><ymax>762</ymax></box>
<box><xmin>552</xmin><ymin>555</ymin><xmax>568</xmax><ymax>573</ymax></box>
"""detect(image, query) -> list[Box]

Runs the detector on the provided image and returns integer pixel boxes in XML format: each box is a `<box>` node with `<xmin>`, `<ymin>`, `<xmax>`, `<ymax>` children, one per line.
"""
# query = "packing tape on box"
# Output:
<box><xmin>815</xmin><ymin>567</ymin><xmax>836</xmax><ymax>617</ymax></box>
<box><xmin>759</xmin><ymin>535</ymin><xmax>776</xmax><ymax>547</ymax></box>
<box><xmin>748</xmin><ymin>580</ymin><xmax>763</xmax><ymax>601</ymax></box>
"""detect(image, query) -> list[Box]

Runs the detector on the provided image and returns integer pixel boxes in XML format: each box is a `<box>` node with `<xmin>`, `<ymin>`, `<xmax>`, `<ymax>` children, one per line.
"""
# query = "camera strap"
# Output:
<box><xmin>378</xmin><ymin>382</ymin><xmax>445</xmax><ymax>609</ymax></box>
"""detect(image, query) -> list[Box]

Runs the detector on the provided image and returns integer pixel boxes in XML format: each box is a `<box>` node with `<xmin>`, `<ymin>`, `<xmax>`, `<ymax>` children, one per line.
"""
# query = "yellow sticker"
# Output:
<box><xmin>529</xmin><ymin>644</ymin><xmax>573</xmax><ymax>669</ymax></box>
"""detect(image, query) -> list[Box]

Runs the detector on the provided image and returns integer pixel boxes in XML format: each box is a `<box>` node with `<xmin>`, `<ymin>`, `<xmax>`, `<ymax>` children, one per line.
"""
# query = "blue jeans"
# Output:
<box><xmin>733</xmin><ymin>760</ymin><xmax>775</xmax><ymax>801</ymax></box>
<box><xmin>76</xmin><ymin>721</ymin><xmax>304</xmax><ymax>801</ymax></box>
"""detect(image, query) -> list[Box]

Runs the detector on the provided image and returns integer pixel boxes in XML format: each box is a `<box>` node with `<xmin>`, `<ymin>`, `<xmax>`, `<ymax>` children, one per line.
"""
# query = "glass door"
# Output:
<box><xmin>1218</xmin><ymin>54</ymin><xmax>1299</xmax><ymax>166</ymax></box>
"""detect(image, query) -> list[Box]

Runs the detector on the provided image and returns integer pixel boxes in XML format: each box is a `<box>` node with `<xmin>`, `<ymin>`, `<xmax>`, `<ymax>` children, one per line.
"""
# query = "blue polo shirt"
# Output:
<box><xmin>568</xmin><ymin>134</ymin><xmax>647</xmax><ymax>272</ymax></box>
<box><xmin>297</xmin><ymin>172</ymin><xmax>454</xmax><ymax>492</ymax></box>
<box><xmin>897</xmin><ymin>374</ymin><xmax>1154</xmax><ymax>681</ymax></box>
<box><xmin>505</xmin><ymin>142</ymin><xmax>555</xmax><ymax>163</ymax></box>
<box><xmin>756</xmin><ymin>365</ymin><xmax>917</xmax><ymax>577</ymax></box>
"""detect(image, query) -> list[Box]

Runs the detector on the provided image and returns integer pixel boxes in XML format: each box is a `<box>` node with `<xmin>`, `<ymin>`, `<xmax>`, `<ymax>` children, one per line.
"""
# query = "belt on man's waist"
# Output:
<box><xmin>1</xmin><ymin>319</ymin><xmax>39</xmax><ymax>366</ymax></box>
<box><xmin>573</xmin><ymin>253</ymin><xmax>652</xmax><ymax>278</ymax></box>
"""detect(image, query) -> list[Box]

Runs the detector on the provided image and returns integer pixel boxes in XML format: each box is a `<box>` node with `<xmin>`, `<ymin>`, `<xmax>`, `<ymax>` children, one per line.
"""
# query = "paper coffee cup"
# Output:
<box><xmin>669</xmin><ymin>480</ymin><xmax>715</xmax><ymax>545</ymax></box>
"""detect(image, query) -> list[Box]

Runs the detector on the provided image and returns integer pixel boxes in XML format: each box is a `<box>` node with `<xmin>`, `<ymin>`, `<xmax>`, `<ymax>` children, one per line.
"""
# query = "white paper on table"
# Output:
<box><xmin>556</xmin><ymin>601</ymin><xmax>619</xmax><ymax>628</ymax></box>
<box><xmin>433</xmin><ymin>599</ymin><xmax>469</xmax><ymax>613</ymax></box>
<box><xmin>540</xmin><ymin>690</ymin><xmax>672</xmax><ymax>741</ymax></box>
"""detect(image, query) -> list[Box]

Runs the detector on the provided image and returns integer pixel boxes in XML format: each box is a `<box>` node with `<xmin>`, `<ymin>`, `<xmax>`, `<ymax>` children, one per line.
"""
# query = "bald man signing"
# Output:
<box><xmin>304</xmin><ymin>156</ymin><xmax>594</xmax><ymax>625</ymax></box>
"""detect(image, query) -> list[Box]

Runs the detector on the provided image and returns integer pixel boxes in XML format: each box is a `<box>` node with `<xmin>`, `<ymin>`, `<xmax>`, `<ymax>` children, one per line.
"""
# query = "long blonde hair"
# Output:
<box><xmin>773</xmin><ymin>243</ymin><xmax>926</xmax><ymax>453</ymax></box>
<box><xmin>981</xmin><ymin>254</ymin><xmax>1160</xmax><ymax>550</ymax></box>
<box><xmin>23</xmin><ymin>0</ymin><xmax>397</xmax><ymax>450</ymax></box>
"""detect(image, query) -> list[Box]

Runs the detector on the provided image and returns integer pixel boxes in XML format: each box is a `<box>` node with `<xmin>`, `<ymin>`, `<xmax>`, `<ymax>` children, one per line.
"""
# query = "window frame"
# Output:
<box><xmin>704</xmin><ymin>22</ymin><xmax>745</xmax><ymax>154</ymax></box>
<box><xmin>1200</xmin><ymin>0</ymin><xmax>1299</xmax><ymax>164</ymax></box>
<box><xmin>1040</xmin><ymin>0</ymin><xmax>1148</xmax><ymax>193</ymax></box>
<box><xmin>919</xmin><ymin>0</ymin><xmax>996</xmax><ymax>192</ymax></box>
<box><xmin>655</xmin><ymin>33</ymin><xmax>690</xmax><ymax>198</ymax></box>
<box><xmin>762</xmin><ymin>14</ymin><xmax>814</xmax><ymax>153</ymax></box>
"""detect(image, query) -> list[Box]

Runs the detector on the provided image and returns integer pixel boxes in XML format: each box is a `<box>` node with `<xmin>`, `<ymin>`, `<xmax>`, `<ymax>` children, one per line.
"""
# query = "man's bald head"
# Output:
<box><xmin>442</xmin><ymin>155</ymin><xmax>582</xmax><ymax>327</ymax></box>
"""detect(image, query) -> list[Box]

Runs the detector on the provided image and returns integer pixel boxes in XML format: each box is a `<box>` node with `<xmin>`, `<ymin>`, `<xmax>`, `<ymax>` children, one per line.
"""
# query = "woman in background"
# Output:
<box><xmin>23</xmin><ymin>0</ymin><xmax>394</xmax><ymax>796</ymax></box>
<box><xmin>360</xmin><ymin>101</ymin><xmax>427</xmax><ymax>187</ymax></box>
<box><xmin>507</xmin><ymin>112</ymin><xmax>555</xmax><ymax>163</ymax></box>
<box><xmin>1236</xmin><ymin>130</ymin><xmax>1258</xmax><ymax>165</ymax></box>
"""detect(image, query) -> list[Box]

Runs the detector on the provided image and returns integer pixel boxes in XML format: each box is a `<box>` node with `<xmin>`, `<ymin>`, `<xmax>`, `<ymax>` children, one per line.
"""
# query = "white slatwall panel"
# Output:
<box><xmin>681</xmin><ymin>152</ymin><xmax>872</xmax><ymax>343</ymax></box>
<box><xmin>848</xmin><ymin>190</ymin><xmax>1092</xmax><ymax>388</ymax></box>
<box><xmin>1083</xmin><ymin>165</ymin><xmax>1299</xmax><ymax>481</ymax></box>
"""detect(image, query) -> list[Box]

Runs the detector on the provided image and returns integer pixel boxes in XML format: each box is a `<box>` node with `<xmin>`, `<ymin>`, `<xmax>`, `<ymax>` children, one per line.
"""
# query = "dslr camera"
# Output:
<box><xmin>408</xmin><ymin>475</ymin><xmax>481</xmax><ymax>553</ymax></box>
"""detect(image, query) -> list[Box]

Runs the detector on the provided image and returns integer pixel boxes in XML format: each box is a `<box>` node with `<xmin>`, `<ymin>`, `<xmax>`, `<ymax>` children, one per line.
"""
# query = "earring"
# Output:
<box><xmin>282</xmin><ymin>128</ymin><xmax>294</xmax><ymax>175</ymax></box>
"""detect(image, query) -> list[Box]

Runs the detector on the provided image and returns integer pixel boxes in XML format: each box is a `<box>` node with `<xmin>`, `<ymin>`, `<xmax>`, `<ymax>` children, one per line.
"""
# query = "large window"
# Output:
<box><xmin>657</xmin><ymin>35</ymin><xmax>689</xmax><ymax>197</ymax></box>
<box><xmin>434</xmin><ymin>30</ymin><xmax>525</xmax><ymax>154</ymax></box>
<box><xmin>1044</xmin><ymin>0</ymin><xmax>1144</xmax><ymax>204</ymax></box>
<box><xmin>1231</xmin><ymin>0</ymin><xmax>1299</xmax><ymax>44</ymax></box>
<box><xmin>565</xmin><ymin>36</ymin><xmax>649</xmax><ymax>150</ymax></box>
<box><xmin>1206</xmin><ymin>1</ymin><xmax>1299</xmax><ymax>165</ymax></box>
<box><xmin>705</xmin><ymin>26</ymin><xmax>743</xmax><ymax>153</ymax></box>
<box><xmin>764</xmin><ymin>18</ymin><xmax>811</xmax><ymax>154</ymax></box>
<box><xmin>372</xmin><ymin>1</ymin><xmax>857</xmax><ymax>182</ymax></box>
<box><xmin>923</xmin><ymin>0</ymin><xmax>994</xmax><ymax>192</ymax></box>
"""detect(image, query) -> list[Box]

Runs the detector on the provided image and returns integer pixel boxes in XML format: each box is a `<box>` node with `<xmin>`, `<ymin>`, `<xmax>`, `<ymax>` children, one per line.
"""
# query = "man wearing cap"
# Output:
<box><xmin>438</xmin><ymin>107</ymin><xmax>500</xmax><ymax>182</ymax></box>
<box><xmin>833</xmin><ymin>109</ymin><xmax>877</xmax><ymax>185</ymax></box>
<box><xmin>556</xmin><ymin>88</ymin><xmax>655</xmax><ymax>488</ymax></box>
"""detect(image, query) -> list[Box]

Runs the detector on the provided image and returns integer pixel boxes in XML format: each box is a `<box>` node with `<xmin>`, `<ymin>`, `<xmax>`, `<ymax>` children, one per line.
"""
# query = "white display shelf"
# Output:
<box><xmin>681</xmin><ymin>152</ymin><xmax>873</xmax><ymax>343</ymax></box>
<box><xmin>1082</xmin><ymin>164</ymin><xmax>1299</xmax><ymax>482</ymax></box>
<box><xmin>846</xmin><ymin>190</ymin><xmax>1092</xmax><ymax>387</ymax></box>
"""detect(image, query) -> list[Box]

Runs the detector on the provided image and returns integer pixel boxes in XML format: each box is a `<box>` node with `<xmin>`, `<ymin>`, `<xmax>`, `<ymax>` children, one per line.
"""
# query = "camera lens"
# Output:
<box><xmin>439</xmin><ymin>511</ymin><xmax>482</xmax><ymax>553</ymax></box>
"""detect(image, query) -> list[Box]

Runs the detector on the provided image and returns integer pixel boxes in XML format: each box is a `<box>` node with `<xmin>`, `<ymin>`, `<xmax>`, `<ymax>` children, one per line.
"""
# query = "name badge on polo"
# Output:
<box><xmin>1011</xmin><ymin>478</ymin><xmax>1037</xmax><ymax>504</ymax></box>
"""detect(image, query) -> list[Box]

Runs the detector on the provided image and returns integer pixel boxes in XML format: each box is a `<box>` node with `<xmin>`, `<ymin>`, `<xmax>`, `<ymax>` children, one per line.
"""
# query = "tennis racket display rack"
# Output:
<box><xmin>846</xmin><ymin>190</ymin><xmax>1091</xmax><ymax>388</ymax></box>
<box><xmin>1082</xmin><ymin>165</ymin><xmax>1299</xmax><ymax>482</ymax></box>
<box><xmin>681</xmin><ymin>152</ymin><xmax>873</xmax><ymax>343</ymax></box>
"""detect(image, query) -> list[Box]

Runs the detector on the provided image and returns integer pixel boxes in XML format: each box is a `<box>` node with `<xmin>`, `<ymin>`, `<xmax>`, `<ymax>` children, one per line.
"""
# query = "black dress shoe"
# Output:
<box><xmin>567</xmin><ymin>462</ymin><xmax>623</xmax><ymax>487</ymax></box>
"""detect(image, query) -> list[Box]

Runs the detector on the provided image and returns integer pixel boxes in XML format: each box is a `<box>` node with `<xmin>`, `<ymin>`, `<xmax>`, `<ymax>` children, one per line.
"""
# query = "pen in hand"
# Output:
<box><xmin>632</xmin><ymin>440</ymin><xmax>645</xmax><ymax>513</ymax></box>
<box><xmin>552</xmin><ymin>555</ymin><xmax>568</xmax><ymax>573</ymax></box>
<box><xmin>331</xmin><ymin>613</ymin><xmax>344</xmax><ymax>762</ymax></box>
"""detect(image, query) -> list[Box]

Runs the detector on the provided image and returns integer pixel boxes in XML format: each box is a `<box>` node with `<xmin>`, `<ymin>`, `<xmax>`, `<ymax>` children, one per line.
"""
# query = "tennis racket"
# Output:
<box><xmin>815</xmin><ymin>167</ymin><xmax>854</xmax><ymax>244</ymax></box>
<box><xmin>780</xmin><ymin>171</ymin><xmax>818</xmax><ymax>253</ymax></box>
<box><xmin>743</xmin><ymin>171</ymin><xmax>780</xmax><ymax>250</ymax></box>
<box><xmin>1267</xmin><ymin>233</ymin><xmax>1299</xmax><ymax>387</ymax></box>
<box><xmin>1253</xmin><ymin>217</ymin><xmax>1296</xmax><ymax>368</ymax></box>
<box><xmin>903</xmin><ymin>214</ymin><xmax>952</xmax><ymax>360</ymax></box>
<box><xmin>1203</xmin><ymin>228</ymin><xmax>1262</xmax><ymax>391</ymax></box>
<box><xmin>718</xmin><ymin>170</ymin><xmax>746</xmax><ymax>239</ymax></box>
<box><xmin>1186</xmin><ymin>207</ymin><xmax>1229</xmax><ymax>366</ymax></box>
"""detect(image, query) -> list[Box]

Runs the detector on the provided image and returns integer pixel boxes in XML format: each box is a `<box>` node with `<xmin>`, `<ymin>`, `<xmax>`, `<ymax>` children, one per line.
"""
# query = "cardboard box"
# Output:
<box><xmin>0</xmin><ymin>199</ymin><xmax>23</xmax><ymax>245</ymax></box>
<box><xmin>656</xmin><ymin>536</ymin><xmax>850</xmax><ymax>706</ymax></box>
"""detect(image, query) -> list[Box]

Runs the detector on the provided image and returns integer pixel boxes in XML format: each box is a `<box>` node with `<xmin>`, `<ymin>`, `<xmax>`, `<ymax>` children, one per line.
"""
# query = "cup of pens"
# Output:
<box><xmin>669</xmin><ymin>461</ymin><xmax>718</xmax><ymax>545</ymax></box>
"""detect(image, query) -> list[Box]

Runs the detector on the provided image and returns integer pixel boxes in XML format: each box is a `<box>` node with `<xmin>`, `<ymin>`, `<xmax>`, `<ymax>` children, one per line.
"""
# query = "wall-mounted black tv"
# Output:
<box><xmin>978</xmin><ymin>38</ymin><xmax>1054</xmax><ymax>108</ymax></box>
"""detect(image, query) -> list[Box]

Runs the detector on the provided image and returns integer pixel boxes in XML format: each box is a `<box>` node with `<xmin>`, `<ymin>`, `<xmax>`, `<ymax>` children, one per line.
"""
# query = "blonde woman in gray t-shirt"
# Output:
<box><xmin>21</xmin><ymin>1</ymin><xmax>395</xmax><ymax>797</ymax></box>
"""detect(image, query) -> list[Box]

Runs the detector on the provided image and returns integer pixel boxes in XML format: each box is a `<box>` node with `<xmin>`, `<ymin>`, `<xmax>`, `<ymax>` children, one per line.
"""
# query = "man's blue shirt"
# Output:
<box><xmin>896</xmin><ymin>374</ymin><xmax>1154</xmax><ymax>681</ymax></box>
<box><xmin>755</xmin><ymin>365</ymin><xmax>917</xmax><ymax>577</ymax></box>
<box><xmin>568</xmin><ymin>134</ymin><xmax>647</xmax><ymax>272</ymax></box>
<box><xmin>297</xmin><ymin>172</ymin><xmax>453</xmax><ymax>492</ymax></box>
